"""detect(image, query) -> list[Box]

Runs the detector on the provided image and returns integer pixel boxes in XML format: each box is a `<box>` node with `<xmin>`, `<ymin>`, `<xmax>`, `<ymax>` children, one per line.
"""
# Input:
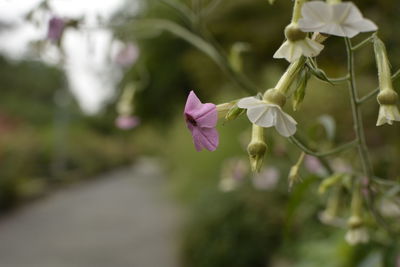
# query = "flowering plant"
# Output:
<box><xmin>130</xmin><ymin>0</ymin><xmax>400</xmax><ymax>247</ymax></box>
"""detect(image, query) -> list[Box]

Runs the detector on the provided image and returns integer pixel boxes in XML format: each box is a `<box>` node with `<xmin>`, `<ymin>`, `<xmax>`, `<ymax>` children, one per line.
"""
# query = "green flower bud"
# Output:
<box><xmin>377</xmin><ymin>89</ymin><xmax>398</xmax><ymax>105</ymax></box>
<box><xmin>216</xmin><ymin>103</ymin><xmax>235</xmax><ymax>119</ymax></box>
<box><xmin>285</xmin><ymin>24</ymin><xmax>307</xmax><ymax>42</ymax></box>
<box><xmin>247</xmin><ymin>125</ymin><xmax>267</xmax><ymax>173</ymax></box>
<box><xmin>225</xmin><ymin>105</ymin><xmax>245</xmax><ymax>121</ymax></box>
<box><xmin>263</xmin><ymin>89</ymin><xmax>286</xmax><ymax>107</ymax></box>
<box><xmin>288</xmin><ymin>152</ymin><xmax>305</xmax><ymax>190</ymax></box>
<box><xmin>347</xmin><ymin>215</ymin><xmax>363</xmax><ymax>229</ymax></box>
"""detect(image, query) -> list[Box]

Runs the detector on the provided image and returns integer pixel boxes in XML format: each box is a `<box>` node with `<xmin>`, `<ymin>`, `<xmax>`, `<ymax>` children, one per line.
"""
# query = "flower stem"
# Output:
<box><xmin>358</xmin><ymin>69</ymin><xmax>400</xmax><ymax>104</ymax></box>
<box><xmin>351</xmin><ymin>34</ymin><xmax>375</xmax><ymax>51</ymax></box>
<box><xmin>344</xmin><ymin>37</ymin><xmax>373</xmax><ymax>180</ymax></box>
<box><xmin>291</xmin><ymin>0</ymin><xmax>306</xmax><ymax>24</ymax></box>
<box><xmin>289</xmin><ymin>136</ymin><xmax>358</xmax><ymax>157</ymax></box>
<box><xmin>275</xmin><ymin>57</ymin><xmax>306</xmax><ymax>94</ymax></box>
<box><xmin>374</xmin><ymin>36</ymin><xmax>393</xmax><ymax>92</ymax></box>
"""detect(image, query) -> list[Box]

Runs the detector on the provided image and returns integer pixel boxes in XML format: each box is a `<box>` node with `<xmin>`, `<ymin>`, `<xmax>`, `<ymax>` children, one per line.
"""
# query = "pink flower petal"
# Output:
<box><xmin>184</xmin><ymin>90</ymin><xmax>219</xmax><ymax>151</ymax></box>
<box><xmin>184</xmin><ymin>91</ymin><xmax>217</xmax><ymax>128</ymax></box>
<box><xmin>184</xmin><ymin>91</ymin><xmax>202</xmax><ymax>115</ymax></box>
<box><xmin>191</xmin><ymin>127</ymin><xmax>219</xmax><ymax>151</ymax></box>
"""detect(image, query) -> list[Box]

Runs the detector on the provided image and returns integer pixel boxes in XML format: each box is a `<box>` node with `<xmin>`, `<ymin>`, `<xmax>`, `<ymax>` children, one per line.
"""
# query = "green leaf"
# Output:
<box><xmin>292</xmin><ymin>67</ymin><xmax>310</xmax><ymax>111</ymax></box>
<box><xmin>306</xmin><ymin>61</ymin><xmax>334</xmax><ymax>85</ymax></box>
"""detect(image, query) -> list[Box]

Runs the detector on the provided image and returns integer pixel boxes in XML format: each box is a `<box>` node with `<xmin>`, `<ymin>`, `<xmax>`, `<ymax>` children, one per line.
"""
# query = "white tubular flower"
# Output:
<box><xmin>274</xmin><ymin>23</ymin><xmax>324</xmax><ymax>62</ymax></box>
<box><xmin>376</xmin><ymin>104</ymin><xmax>400</xmax><ymax>126</ymax></box>
<box><xmin>345</xmin><ymin>227</ymin><xmax>369</xmax><ymax>245</ymax></box>
<box><xmin>376</xmin><ymin>90</ymin><xmax>400</xmax><ymax>126</ymax></box>
<box><xmin>237</xmin><ymin>93</ymin><xmax>297</xmax><ymax>137</ymax></box>
<box><xmin>274</xmin><ymin>38</ymin><xmax>324</xmax><ymax>62</ymax></box>
<box><xmin>374</xmin><ymin>38</ymin><xmax>400</xmax><ymax>126</ymax></box>
<box><xmin>298</xmin><ymin>1</ymin><xmax>378</xmax><ymax>38</ymax></box>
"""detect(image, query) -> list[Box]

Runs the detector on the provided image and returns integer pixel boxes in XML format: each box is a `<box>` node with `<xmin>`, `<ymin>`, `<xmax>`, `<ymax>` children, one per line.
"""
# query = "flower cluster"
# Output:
<box><xmin>178</xmin><ymin>0</ymin><xmax>400</xmax><ymax>246</ymax></box>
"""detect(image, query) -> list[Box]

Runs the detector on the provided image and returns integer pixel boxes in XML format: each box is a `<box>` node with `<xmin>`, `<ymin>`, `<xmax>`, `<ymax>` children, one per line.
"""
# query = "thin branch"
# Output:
<box><xmin>351</xmin><ymin>34</ymin><xmax>375</xmax><ymax>51</ymax></box>
<box><xmin>358</xmin><ymin>69</ymin><xmax>400</xmax><ymax>104</ymax></box>
<box><xmin>289</xmin><ymin>136</ymin><xmax>357</xmax><ymax>157</ymax></box>
<box><xmin>132</xmin><ymin>19</ymin><xmax>258</xmax><ymax>94</ymax></box>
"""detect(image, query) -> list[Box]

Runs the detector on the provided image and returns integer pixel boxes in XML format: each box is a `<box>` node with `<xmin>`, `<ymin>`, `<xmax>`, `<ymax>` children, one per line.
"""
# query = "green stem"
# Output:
<box><xmin>291</xmin><ymin>0</ymin><xmax>306</xmax><ymax>24</ymax></box>
<box><xmin>351</xmin><ymin>34</ymin><xmax>375</xmax><ymax>51</ymax></box>
<box><xmin>344</xmin><ymin>37</ymin><xmax>373</xmax><ymax>179</ymax></box>
<box><xmin>276</xmin><ymin>57</ymin><xmax>306</xmax><ymax>94</ymax></box>
<box><xmin>289</xmin><ymin>136</ymin><xmax>358</xmax><ymax>157</ymax></box>
<box><xmin>134</xmin><ymin>19</ymin><xmax>258</xmax><ymax>95</ymax></box>
<box><xmin>358</xmin><ymin>69</ymin><xmax>400</xmax><ymax>103</ymax></box>
<box><xmin>329</xmin><ymin>75</ymin><xmax>350</xmax><ymax>83</ymax></box>
<box><xmin>374</xmin><ymin>36</ymin><xmax>393</xmax><ymax>91</ymax></box>
<box><xmin>288</xmin><ymin>135</ymin><xmax>334</xmax><ymax>174</ymax></box>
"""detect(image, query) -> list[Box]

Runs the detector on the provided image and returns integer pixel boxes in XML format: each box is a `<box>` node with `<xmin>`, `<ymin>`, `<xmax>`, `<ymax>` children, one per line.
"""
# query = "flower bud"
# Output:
<box><xmin>345</xmin><ymin>214</ymin><xmax>369</xmax><ymax>245</ymax></box>
<box><xmin>285</xmin><ymin>24</ymin><xmax>307</xmax><ymax>42</ymax></box>
<box><xmin>288</xmin><ymin>152</ymin><xmax>305</xmax><ymax>190</ymax></box>
<box><xmin>247</xmin><ymin>125</ymin><xmax>267</xmax><ymax>173</ymax></box>
<box><xmin>225</xmin><ymin>104</ymin><xmax>245</xmax><ymax>121</ymax></box>
<box><xmin>377</xmin><ymin>89</ymin><xmax>398</xmax><ymax>105</ymax></box>
<box><xmin>347</xmin><ymin>215</ymin><xmax>363</xmax><ymax>229</ymax></box>
<box><xmin>216</xmin><ymin>102</ymin><xmax>235</xmax><ymax>119</ymax></box>
<box><xmin>263</xmin><ymin>89</ymin><xmax>286</xmax><ymax>107</ymax></box>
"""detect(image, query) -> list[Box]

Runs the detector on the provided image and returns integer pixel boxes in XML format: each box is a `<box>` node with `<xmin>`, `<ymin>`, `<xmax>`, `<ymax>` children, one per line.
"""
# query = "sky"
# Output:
<box><xmin>0</xmin><ymin>0</ymin><xmax>137</xmax><ymax>114</ymax></box>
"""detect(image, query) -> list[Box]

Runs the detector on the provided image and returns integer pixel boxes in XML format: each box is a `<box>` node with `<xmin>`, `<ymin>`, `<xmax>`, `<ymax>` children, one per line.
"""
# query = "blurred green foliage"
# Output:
<box><xmin>114</xmin><ymin>0</ymin><xmax>400</xmax><ymax>265</ymax></box>
<box><xmin>0</xmin><ymin>56</ymin><xmax>136</xmax><ymax>210</ymax></box>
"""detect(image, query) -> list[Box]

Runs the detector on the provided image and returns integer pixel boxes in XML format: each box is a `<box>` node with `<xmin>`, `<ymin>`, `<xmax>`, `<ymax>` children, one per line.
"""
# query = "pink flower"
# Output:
<box><xmin>115</xmin><ymin>43</ymin><xmax>139</xmax><ymax>67</ymax></box>
<box><xmin>252</xmin><ymin>167</ymin><xmax>280</xmax><ymax>191</ymax></box>
<box><xmin>305</xmin><ymin>155</ymin><xmax>327</xmax><ymax>176</ymax></box>
<box><xmin>47</xmin><ymin>16</ymin><xmax>65</xmax><ymax>42</ymax></box>
<box><xmin>115</xmin><ymin>115</ymin><xmax>140</xmax><ymax>130</ymax></box>
<box><xmin>184</xmin><ymin>91</ymin><xmax>219</xmax><ymax>151</ymax></box>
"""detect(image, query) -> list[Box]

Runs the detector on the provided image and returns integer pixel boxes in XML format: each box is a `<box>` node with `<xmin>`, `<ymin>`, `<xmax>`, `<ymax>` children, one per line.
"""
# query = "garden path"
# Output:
<box><xmin>0</xmin><ymin>158</ymin><xmax>181</xmax><ymax>267</ymax></box>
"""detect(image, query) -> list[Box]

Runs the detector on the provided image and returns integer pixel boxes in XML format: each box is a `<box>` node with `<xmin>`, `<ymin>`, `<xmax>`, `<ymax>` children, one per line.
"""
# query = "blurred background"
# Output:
<box><xmin>0</xmin><ymin>0</ymin><xmax>400</xmax><ymax>266</ymax></box>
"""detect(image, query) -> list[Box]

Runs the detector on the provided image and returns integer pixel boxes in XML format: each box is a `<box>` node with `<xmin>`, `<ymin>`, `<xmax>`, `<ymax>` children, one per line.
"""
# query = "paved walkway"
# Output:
<box><xmin>0</xmin><ymin>158</ymin><xmax>181</xmax><ymax>267</ymax></box>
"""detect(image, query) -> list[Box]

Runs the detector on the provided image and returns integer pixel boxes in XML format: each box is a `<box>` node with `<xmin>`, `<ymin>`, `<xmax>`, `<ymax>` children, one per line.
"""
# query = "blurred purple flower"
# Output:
<box><xmin>115</xmin><ymin>43</ymin><xmax>139</xmax><ymax>67</ymax></box>
<box><xmin>305</xmin><ymin>155</ymin><xmax>327</xmax><ymax>176</ymax></box>
<box><xmin>219</xmin><ymin>158</ymin><xmax>249</xmax><ymax>192</ymax></box>
<box><xmin>252</xmin><ymin>167</ymin><xmax>280</xmax><ymax>190</ymax></box>
<box><xmin>47</xmin><ymin>16</ymin><xmax>65</xmax><ymax>42</ymax></box>
<box><xmin>184</xmin><ymin>91</ymin><xmax>218</xmax><ymax>151</ymax></box>
<box><xmin>331</xmin><ymin>158</ymin><xmax>353</xmax><ymax>173</ymax></box>
<box><xmin>115</xmin><ymin>115</ymin><xmax>140</xmax><ymax>130</ymax></box>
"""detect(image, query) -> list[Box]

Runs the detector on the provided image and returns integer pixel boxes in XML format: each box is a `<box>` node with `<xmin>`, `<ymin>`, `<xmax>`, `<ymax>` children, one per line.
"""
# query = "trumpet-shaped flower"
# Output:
<box><xmin>274</xmin><ymin>23</ymin><xmax>324</xmax><ymax>62</ymax></box>
<box><xmin>184</xmin><ymin>91</ymin><xmax>219</xmax><ymax>151</ymax></box>
<box><xmin>237</xmin><ymin>97</ymin><xmax>297</xmax><ymax>137</ymax></box>
<box><xmin>274</xmin><ymin>38</ymin><xmax>324</xmax><ymax>62</ymax></box>
<box><xmin>376</xmin><ymin>104</ymin><xmax>400</xmax><ymax>126</ymax></box>
<box><xmin>298</xmin><ymin>1</ymin><xmax>377</xmax><ymax>38</ymax></box>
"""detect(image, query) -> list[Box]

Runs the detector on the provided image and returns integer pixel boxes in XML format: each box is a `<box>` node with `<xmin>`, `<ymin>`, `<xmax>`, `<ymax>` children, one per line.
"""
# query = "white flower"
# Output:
<box><xmin>376</xmin><ymin>104</ymin><xmax>400</xmax><ymax>126</ymax></box>
<box><xmin>298</xmin><ymin>1</ymin><xmax>377</xmax><ymax>38</ymax></box>
<box><xmin>273</xmin><ymin>38</ymin><xmax>324</xmax><ymax>62</ymax></box>
<box><xmin>237</xmin><ymin>97</ymin><xmax>297</xmax><ymax>137</ymax></box>
<box><xmin>345</xmin><ymin>227</ymin><xmax>369</xmax><ymax>245</ymax></box>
